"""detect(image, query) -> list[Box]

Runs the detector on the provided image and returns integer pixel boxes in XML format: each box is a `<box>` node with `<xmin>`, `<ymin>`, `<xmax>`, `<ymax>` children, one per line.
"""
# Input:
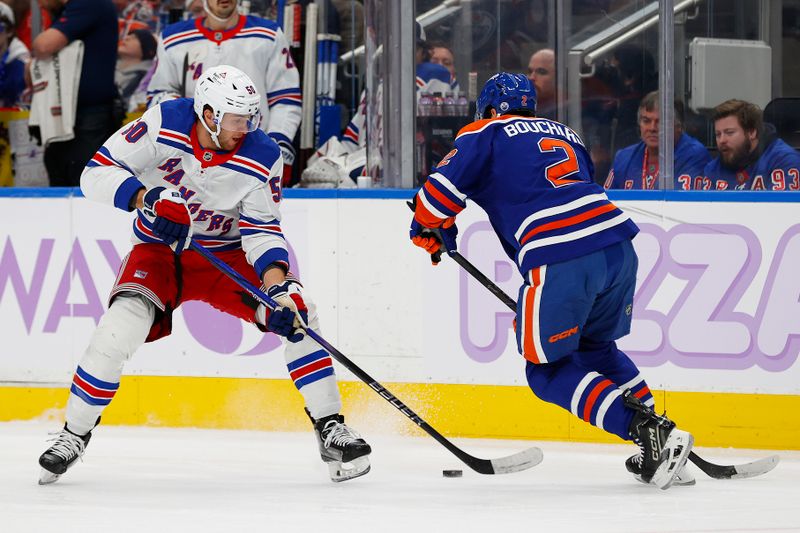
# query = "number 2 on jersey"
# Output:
<box><xmin>538</xmin><ymin>137</ymin><xmax>581</xmax><ymax>187</ymax></box>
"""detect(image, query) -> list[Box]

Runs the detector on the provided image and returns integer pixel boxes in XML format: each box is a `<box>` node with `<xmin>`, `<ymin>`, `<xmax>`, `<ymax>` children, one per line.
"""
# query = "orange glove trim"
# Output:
<box><xmin>412</xmin><ymin>235</ymin><xmax>441</xmax><ymax>254</ymax></box>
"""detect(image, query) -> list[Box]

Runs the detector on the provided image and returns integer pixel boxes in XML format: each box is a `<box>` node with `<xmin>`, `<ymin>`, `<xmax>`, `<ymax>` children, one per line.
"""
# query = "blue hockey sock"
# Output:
<box><xmin>573</xmin><ymin>339</ymin><xmax>654</xmax><ymax>408</ymax></box>
<box><xmin>525</xmin><ymin>358</ymin><xmax>634</xmax><ymax>441</ymax></box>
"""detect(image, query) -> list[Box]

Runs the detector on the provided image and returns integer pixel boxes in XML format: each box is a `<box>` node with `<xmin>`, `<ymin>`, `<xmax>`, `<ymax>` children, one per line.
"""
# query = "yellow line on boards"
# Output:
<box><xmin>1</xmin><ymin>378</ymin><xmax>796</xmax><ymax>450</ymax></box>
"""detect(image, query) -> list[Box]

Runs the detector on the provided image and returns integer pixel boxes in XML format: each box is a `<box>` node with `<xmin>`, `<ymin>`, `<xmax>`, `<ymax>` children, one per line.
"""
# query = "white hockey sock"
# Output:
<box><xmin>282</xmin><ymin>299</ymin><xmax>342</xmax><ymax>420</ymax></box>
<box><xmin>66</xmin><ymin>294</ymin><xmax>155</xmax><ymax>435</ymax></box>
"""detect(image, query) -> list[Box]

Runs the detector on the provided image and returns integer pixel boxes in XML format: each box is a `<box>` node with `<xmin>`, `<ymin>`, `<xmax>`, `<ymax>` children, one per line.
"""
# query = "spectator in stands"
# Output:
<box><xmin>704</xmin><ymin>99</ymin><xmax>800</xmax><ymax>191</ymax></box>
<box><xmin>527</xmin><ymin>48</ymin><xmax>555</xmax><ymax>120</ymax></box>
<box><xmin>33</xmin><ymin>0</ymin><xmax>120</xmax><ymax>187</ymax></box>
<box><xmin>414</xmin><ymin>25</ymin><xmax>453</xmax><ymax>97</ymax></box>
<box><xmin>184</xmin><ymin>0</ymin><xmax>203</xmax><ymax>19</ymax></box>
<box><xmin>430</xmin><ymin>41</ymin><xmax>457</xmax><ymax>87</ymax></box>
<box><xmin>605</xmin><ymin>91</ymin><xmax>710</xmax><ymax>190</ymax></box>
<box><xmin>0</xmin><ymin>3</ymin><xmax>28</xmax><ymax>107</ymax></box>
<box><xmin>335</xmin><ymin>23</ymin><xmax>456</xmax><ymax>186</ymax></box>
<box><xmin>342</xmin><ymin>23</ymin><xmax>452</xmax><ymax>154</ymax></box>
<box><xmin>118</xmin><ymin>0</ymin><xmax>157</xmax><ymax>37</ymax></box>
<box><xmin>116</xmin><ymin>28</ymin><xmax>156</xmax><ymax>112</ymax></box>
<box><xmin>429</xmin><ymin>41</ymin><xmax>461</xmax><ymax>95</ymax></box>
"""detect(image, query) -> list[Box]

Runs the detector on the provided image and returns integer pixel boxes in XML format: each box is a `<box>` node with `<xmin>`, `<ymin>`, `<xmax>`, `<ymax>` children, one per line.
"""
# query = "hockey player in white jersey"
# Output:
<box><xmin>148</xmin><ymin>0</ymin><xmax>300</xmax><ymax>184</ymax></box>
<box><xmin>37</xmin><ymin>65</ymin><xmax>371</xmax><ymax>485</ymax></box>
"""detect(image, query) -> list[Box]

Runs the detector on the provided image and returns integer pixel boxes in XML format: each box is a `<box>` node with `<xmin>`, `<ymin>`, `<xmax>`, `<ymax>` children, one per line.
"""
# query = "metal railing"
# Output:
<box><xmin>566</xmin><ymin>0</ymin><xmax>703</xmax><ymax>135</ymax></box>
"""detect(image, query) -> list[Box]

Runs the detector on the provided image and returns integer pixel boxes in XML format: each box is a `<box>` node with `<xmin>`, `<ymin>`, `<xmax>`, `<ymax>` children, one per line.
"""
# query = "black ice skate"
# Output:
<box><xmin>626</xmin><ymin>451</ymin><xmax>696</xmax><ymax>486</ymax></box>
<box><xmin>624</xmin><ymin>391</ymin><xmax>693</xmax><ymax>490</ymax></box>
<box><xmin>311</xmin><ymin>412</ymin><xmax>371</xmax><ymax>482</ymax></box>
<box><xmin>38</xmin><ymin>424</ymin><xmax>92</xmax><ymax>485</ymax></box>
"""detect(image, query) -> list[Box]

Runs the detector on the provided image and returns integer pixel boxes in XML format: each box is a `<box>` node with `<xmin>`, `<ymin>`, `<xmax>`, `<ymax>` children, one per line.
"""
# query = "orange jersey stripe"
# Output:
<box><xmin>455</xmin><ymin>115</ymin><xmax>516</xmax><ymax>138</ymax></box>
<box><xmin>414</xmin><ymin>195</ymin><xmax>446</xmax><ymax>228</ymax></box>
<box><xmin>519</xmin><ymin>203</ymin><xmax>618</xmax><ymax>245</ymax></box>
<box><xmin>582</xmin><ymin>379</ymin><xmax>614</xmax><ymax>422</ymax></box>
<box><xmin>522</xmin><ymin>267</ymin><xmax>542</xmax><ymax>363</ymax></box>
<box><xmin>634</xmin><ymin>386</ymin><xmax>651</xmax><ymax>399</ymax></box>
<box><xmin>423</xmin><ymin>180</ymin><xmax>464</xmax><ymax>215</ymax></box>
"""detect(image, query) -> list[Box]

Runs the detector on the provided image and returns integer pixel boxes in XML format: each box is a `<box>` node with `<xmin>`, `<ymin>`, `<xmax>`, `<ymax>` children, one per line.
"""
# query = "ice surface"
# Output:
<box><xmin>1</xmin><ymin>421</ymin><xmax>797</xmax><ymax>533</ymax></box>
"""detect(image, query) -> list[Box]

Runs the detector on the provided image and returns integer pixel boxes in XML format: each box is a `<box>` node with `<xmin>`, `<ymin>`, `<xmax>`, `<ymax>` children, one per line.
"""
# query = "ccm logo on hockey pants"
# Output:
<box><xmin>515</xmin><ymin>240</ymin><xmax>638</xmax><ymax>364</ymax></box>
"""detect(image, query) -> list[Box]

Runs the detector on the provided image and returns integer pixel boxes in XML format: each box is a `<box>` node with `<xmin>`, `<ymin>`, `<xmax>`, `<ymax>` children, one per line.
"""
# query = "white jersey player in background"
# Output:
<box><xmin>38</xmin><ymin>65</ymin><xmax>371</xmax><ymax>485</ymax></box>
<box><xmin>148</xmin><ymin>0</ymin><xmax>301</xmax><ymax>184</ymax></box>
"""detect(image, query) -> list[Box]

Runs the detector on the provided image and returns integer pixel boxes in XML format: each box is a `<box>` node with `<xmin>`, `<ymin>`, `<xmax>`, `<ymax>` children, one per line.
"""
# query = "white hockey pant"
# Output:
<box><xmin>65</xmin><ymin>294</ymin><xmax>154</xmax><ymax>436</ymax></box>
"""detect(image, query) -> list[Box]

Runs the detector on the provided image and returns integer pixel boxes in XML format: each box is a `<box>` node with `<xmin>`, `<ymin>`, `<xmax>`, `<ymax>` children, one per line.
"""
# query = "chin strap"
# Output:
<box><xmin>199</xmin><ymin>112</ymin><xmax>223</xmax><ymax>149</ymax></box>
<box><xmin>209</xmin><ymin>130</ymin><xmax>222</xmax><ymax>150</ymax></box>
<box><xmin>202</xmin><ymin>0</ymin><xmax>239</xmax><ymax>24</ymax></box>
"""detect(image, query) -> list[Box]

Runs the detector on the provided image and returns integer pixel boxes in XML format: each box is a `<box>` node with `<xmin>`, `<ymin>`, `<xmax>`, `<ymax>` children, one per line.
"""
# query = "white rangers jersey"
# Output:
<box><xmin>81</xmin><ymin>98</ymin><xmax>290</xmax><ymax>278</ymax></box>
<box><xmin>148</xmin><ymin>15</ymin><xmax>301</xmax><ymax>149</ymax></box>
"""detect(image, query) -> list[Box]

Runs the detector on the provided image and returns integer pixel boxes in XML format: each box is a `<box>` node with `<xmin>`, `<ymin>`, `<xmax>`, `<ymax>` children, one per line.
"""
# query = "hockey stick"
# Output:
<box><xmin>188</xmin><ymin>240</ymin><xmax>543</xmax><ymax>475</ymax></box>
<box><xmin>437</xmin><ymin>245</ymin><xmax>779</xmax><ymax>480</ymax></box>
<box><xmin>180</xmin><ymin>53</ymin><xmax>189</xmax><ymax>98</ymax></box>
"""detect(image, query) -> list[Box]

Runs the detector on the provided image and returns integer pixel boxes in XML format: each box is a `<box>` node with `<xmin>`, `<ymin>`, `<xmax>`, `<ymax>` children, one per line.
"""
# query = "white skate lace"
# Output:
<box><xmin>45</xmin><ymin>430</ymin><xmax>87</xmax><ymax>462</ymax></box>
<box><xmin>631</xmin><ymin>447</ymin><xmax>644</xmax><ymax>467</ymax></box>
<box><xmin>322</xmin><ymin>420</ymin><xmax>361</xmax><ymax>449</ymax></box>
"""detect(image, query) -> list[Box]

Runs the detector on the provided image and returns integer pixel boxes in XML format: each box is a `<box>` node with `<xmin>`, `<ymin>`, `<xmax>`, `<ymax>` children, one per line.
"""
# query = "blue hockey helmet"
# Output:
<box><xmin>474</xmin><ymin>72</ymin><xmax>537</xmax><ymax>121</ymax></box>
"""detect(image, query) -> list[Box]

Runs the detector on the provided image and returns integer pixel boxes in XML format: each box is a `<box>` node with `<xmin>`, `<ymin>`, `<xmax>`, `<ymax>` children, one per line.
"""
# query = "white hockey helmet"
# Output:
<box><xmin>194</xmin><ymin>64</ymin><xmax>261</xmax><ymax>148</ymax></box>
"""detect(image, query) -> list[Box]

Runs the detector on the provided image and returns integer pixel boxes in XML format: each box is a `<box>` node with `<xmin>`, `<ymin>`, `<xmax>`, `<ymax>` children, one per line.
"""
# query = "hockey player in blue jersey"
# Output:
<box><xmin>409</xmin><ymin>73</ymin><xmax>694</xmax><ymax>490</ymax></box>
<box><xmin>704</xmin><ymin>99</ymin><xmax>800</xmax><ymax>191</ymax></box>
<box><xmin>604</xmin><ymin>92</ymin><xmax>710</xmax><ymax>190</ymax></box>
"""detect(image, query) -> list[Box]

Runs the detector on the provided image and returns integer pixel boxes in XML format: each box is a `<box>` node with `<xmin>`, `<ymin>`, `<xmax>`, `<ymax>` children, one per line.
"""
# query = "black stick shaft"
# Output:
<box><xmin>188</xmin><ymin>240</ymin><xmax>503</xmax><ymax>474</ymax></box>
<box><xmin>448</xmin><ymin>251</ymin><xmax>517</xmax><ymax>311</ymax></box>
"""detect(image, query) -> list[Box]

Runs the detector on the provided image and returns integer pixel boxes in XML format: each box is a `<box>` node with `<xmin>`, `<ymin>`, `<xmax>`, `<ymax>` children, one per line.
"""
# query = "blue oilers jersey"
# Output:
<box><xmin>81</xmin><ymin>98</ymin><xmax>289</xmax><ymax>279</ymax></box>
<box><xmin>604</xmin><ymin>133</ymin><xmax>710</xmax><ymax>190</ymax></box>
<box><xmin>703</xmin><ymin>137</ymin><xmax>800</xmax><ymax>191</ymax></box>
<box><xmin>414</xmin><ymin>116</ymin><xmax>639</xmax><ymax>274</ymax></box>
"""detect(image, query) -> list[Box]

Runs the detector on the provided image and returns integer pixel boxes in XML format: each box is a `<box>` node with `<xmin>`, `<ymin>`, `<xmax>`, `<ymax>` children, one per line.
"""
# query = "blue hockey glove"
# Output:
<box><xmin>265</xmin><ymin>281</ymin><xmax>308</xmax><ymax>343</ymax></box>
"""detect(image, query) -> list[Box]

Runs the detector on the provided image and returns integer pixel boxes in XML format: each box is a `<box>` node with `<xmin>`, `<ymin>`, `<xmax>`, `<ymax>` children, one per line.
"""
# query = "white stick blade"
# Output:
<box><xmin>732</xmin><ymin>455</ymin><xmax>780</xmax><ymax>479</ymax></box>
<box><xmin>490</xmin><ymin>447</ymin><xmax>544</xmax><ymax>474</ymax></box>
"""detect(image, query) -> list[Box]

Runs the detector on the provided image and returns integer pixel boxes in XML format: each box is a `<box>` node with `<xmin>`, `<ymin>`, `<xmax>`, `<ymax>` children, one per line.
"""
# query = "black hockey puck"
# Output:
<box><xmin>442</xmin><ymin>469</ymin><xmax>463</xmax><ymax>478</ymax></box>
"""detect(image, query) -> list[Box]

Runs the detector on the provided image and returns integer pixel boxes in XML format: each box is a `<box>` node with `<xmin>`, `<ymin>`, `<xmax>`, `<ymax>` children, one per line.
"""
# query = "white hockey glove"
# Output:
<box><xmin>258</xmin><ymin>281</ymin><xmax>308</xmax><ymax>343</ymax></box>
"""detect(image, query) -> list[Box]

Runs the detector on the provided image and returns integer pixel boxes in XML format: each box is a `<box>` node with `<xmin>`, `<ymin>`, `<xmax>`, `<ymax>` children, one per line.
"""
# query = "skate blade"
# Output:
<box><xmin>634</xmin><ymin>466</ymin><xmax>696</xmax><ymax>487</ymax></box>
<box><xmin>328</xmin><ymin>456</ymin><xmax>371</xmax><ymax>483</ymax></box>
<box><xmin>38</xmin><ymin>469</ymin><xmax>61</xmax><ymax>485</ymax></box>
<box><xmin>653</xmin><ymin>430</ymin><xmax>694</xmax><ymax>490</ymax></box>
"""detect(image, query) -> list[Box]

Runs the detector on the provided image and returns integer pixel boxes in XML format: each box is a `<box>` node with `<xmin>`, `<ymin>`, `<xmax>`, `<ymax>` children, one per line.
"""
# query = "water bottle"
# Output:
<box><xmin>416</xmin><ymin>129</ymin><xmax>427</xmax><ymax>179</ymax></box>
<box><xmin>444</xmin><ymin>92</ymin><xmax>456</xmax><ymax>117</ymax></box>
<box><xmin>418</xmin><ymin>92</ymin><xmax>432</xmax><ymax>117</ymax></box>
<box><xmin>431</xmin><ymin>92</ymin><xmax>444</xmax><ymax>117</ymax></box>
<box><xmin>456</xmin><ymin>91</ymin><xmax>469</xmax><ymax>116</ymax></box>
